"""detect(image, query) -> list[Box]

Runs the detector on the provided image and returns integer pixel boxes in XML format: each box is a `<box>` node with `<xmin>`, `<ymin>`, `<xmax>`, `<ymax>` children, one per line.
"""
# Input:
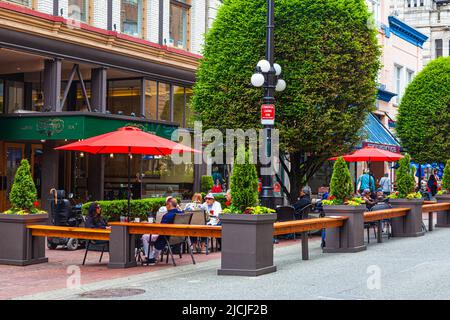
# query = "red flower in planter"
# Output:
<box><xmin>329</xmin><ymin>196</ymin><xmax>336</xmax><ymax>201</ymax></box>
<box><xmin>33</xmin><ymin>201</ymin><xmax>39</xmax><ymax>207</ymax></box>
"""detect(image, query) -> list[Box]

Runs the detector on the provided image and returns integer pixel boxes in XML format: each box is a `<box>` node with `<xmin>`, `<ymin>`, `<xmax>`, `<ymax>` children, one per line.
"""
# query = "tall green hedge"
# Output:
<box><xmin>201</xmin><ymin>175</ymin><xmax>214</xmax><ymax>193</ymax></box>
<box><xmin>192</xmin><ymin>0</ymin><xmax>380</xmax><ymax>202</ymax></box>
<box><xmin>397</xmin><ymin>57</ymin><xmax>450</xmax><ymax>163</ymax></box>
<box><xmin>329</xmin><ymin>157</ymin><xmax>353</xmax><ymax>203</ymax></box>
<box><xmin>81</xmin><ymin>198</ymin><xmax>177</xmax><ymax>222</ymax></box>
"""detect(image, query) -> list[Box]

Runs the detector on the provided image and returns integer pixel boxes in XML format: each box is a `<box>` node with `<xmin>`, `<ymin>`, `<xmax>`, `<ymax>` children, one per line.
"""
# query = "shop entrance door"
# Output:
<box><xmin>0</xmin><ymin>143</ymin><xmax>25</xmax><ymax>212</ymax></box>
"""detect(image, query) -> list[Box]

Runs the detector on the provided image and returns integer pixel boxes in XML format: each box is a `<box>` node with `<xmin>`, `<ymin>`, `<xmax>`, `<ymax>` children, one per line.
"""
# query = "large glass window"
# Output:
<box><xmin>7</xmin><ymin>81</ymin><xmax>24</xmax><ymax>113</ymax></box>
<box><xmin>60</xmin><ymin>81</ymin><xmax>91</xmax><ymax>112</ymax></box>
<box><xmin>6</xmin><ymin>0</ymin><xmax>32</xmax><ymax>7</ymax></box>
<box><xmin>173</xmin><ymin>85</ymin><xmax>185</xmax><ymax>126</ymax></box>
<box><xmin>158</xmin><ymin>82</ymin><xmax>171</xmax><ymax>121</ymax></box>
<box><xmin>68</xmin><ymin>0</ymin><xmax>89</xmax><ymax>22</ymax></box>
<box><xmin>107</xmin><ymin>79</ymin><xmax>141</xmax><ymax>116</ymax></box>
<box><xmin>170</xmin><ymin>0</ymin><xmax>190</xmax><ymax>50</ymax></box>
<box><xmin>145</xmin><ymin>80</ymin><xmax>157</xmax><ymax>119</ymax></box>
<box><xmin>185</xmin><ymin>87</ymin><xmax>195</xmax><ymax>128</ymax></box>
<box><xmin>435</xmin><ymin>39</ymin><xmax>443</xmax><ymax>58</ymax></box>
<box><xmin>121</xmin><ymin>0</ymin><xmax>143</xmax><ymax>37</ymax></box>
<box><xmin>395</xmin><ymin>65</ymin><xmax>403</xmax><ymax>104</ymax></box>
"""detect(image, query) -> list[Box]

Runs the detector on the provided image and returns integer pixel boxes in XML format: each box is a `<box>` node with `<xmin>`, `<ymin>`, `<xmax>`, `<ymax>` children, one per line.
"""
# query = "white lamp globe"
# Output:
<box><xmin>251</xmin><ymin>73</ymin><xmax>265</xmax><ymax>87</ymax></box>
<box><xmin>273</xmin><ymin>63</ymin><xmax>282</xmax><ymax>76</ymax></box>
<box><xmin>275</xmin><ymin>79</ymin><xmax>287</xmax><ymax>92</ymax></box>
<box><xmin>257</xmin><ymin>59</ymin><xmax>271</xmax><ymax>73</ymax></box>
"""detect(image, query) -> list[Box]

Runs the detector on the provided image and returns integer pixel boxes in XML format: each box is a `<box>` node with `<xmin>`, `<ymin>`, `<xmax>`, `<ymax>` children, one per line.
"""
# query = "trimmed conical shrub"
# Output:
<box><xmin>330</xmin><ymin>157</ymin><xmax>354</xmax><ymax>203</ymax></box>
<box><xmin>396</xmin><ymin>155</ymin><xmax>416</xmax><ymax>198</ymax></box>
<box><xmin>201</xmin><ymin>175</ymin><xmax>214</xmax><ymax>193</ymax></box>
<box><xmin>230</xmin><ymin>150</ymin><xmax>259</xmax><ymax>212</ymax></box>
<box><xmin>9</xmin><ymin>159</ymin><xmax>37</xmax><ymax>213</ymax></box>
<box><xmin>442</xmin><ymin>160</ymin><xmax>450</xmax><ymax>192</ymax></box>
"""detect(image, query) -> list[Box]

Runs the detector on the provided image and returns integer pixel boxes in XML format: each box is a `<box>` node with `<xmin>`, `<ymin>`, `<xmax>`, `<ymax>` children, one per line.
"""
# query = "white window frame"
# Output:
<box><xmin>394</xmin><ymin>64</ymin><xmax>404</xmax><ymax>105</ymax></box>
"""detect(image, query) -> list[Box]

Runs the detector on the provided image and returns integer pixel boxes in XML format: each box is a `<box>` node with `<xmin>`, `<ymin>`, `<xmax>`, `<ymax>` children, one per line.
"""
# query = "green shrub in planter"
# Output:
<box><xmin>391</xmin><ymin>155</ymin><xmax>417</xmax><ymax>199</ymax></box>
<box><xmin>201</xmin><ymin>175</ymin><xmax>214</xmax><ymax>193</ymax></box>
<box><xmin>328</xmin><ymin>157</ymin><xmax>354</xmax><ymax>204</ymax></box>
<box><xmin>5</xmin><ymin>159</ymin><xmax>44</xmax><ymax>215</ymax></box>
<box><xmin>440</xmin><ymin>160</ymin><xmax>450</xmax><ymax>194</ymax></box>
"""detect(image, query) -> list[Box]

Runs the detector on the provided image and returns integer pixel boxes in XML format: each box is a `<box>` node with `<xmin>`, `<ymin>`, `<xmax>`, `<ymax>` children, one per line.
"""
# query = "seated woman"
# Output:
<box><xmin>85</xmin><ymin>202</ymin><xmax>108</xmax><ymax>229</ymax></box>
<box><xmin>185</xmin><ymin>193</ymin><xmax>203</xmax><ymax>211</ymax></box>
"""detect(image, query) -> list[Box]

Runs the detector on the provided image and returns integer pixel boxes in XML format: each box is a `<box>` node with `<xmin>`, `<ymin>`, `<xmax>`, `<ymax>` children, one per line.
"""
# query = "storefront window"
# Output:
<box><xmin>169</xmin><ymin>0</ymin><xmax>190</xmax><ymax>50</ymax></box>
<box><xmin>185</xmin><ymin>87</ymin><xmax>195</xmax><ymax>128</ymax></box>
<box><xmin>145</xmin><ymin>80</ymin><xmax>157</xmax><ymax>119</ymax></box>
<box><xmin>60</xmin><ymin>81</ymin><xmax>91</xmax><ymax>112</ymax></box>
<box><xmin>68</xmin><ymin>0</ymin><xmax>89</xmax><ymax>22</ymax></box>
<box><xmin>7</xmin><ymin>81</ymin><xmax>24</xmax><ymax>113</ymax></box>
<box><xmin>121</xmin><ymin>0</ymin><xmax>143</xmax><ymax>38</ymax></box>
<box><xmin>107</xmin><ymin>79</ymin><xmax>141</xmax><ymax>116</ymax></box>
<box><xmin>6</xmin><ymin>0</ymin><xmax>32</xmax><ymax>7</ymax></box>
<box><xmin>173</xmin><ymin>86</ymin><xmax>185</xmax><ymax>126</ymax></box>
<box><xmin>158</xmin><ymin>82</ymin><xmax>171</xmax><ymax>121</ymax></box>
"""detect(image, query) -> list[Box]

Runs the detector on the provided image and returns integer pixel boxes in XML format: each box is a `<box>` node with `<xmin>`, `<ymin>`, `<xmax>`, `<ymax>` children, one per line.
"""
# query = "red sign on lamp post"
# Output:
<box><xmin>261</xmin><ymin>104</ymin><xmax>275</xmax><ymax>125</ymax></box>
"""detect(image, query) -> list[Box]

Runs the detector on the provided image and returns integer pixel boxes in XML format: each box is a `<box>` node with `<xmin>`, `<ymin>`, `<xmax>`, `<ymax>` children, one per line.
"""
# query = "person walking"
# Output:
<box><xmin>357</xmin><ymin>169</ymin><xmax>375</xmax><ymax>194</ymax></box>
<box><xmin>378</xmin><ymin>173</ymin><xmax>392</xmax><ymax>196</ymax></box>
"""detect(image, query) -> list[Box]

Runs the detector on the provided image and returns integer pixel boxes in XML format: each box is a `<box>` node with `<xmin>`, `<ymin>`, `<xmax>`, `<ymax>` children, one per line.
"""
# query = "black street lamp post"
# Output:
<box><xmin>251</xmin><ymin>0</ymin><xmax>286</xmax><ymax>209</ymax></box>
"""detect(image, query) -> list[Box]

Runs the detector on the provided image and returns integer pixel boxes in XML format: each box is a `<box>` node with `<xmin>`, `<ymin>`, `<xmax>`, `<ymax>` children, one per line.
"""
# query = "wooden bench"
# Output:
<box><xmin>108</xmin><ymin>222</ymin><xmax>221</xmax><ymax>238</ymax></box>
<box><xmin>273</xmin><ymin>216</ymin><xmax>348</xmax><ymax>260</ymax></box>
<box><xmin>422</xmin><ymin>202</ymin><xmax>450</xmax><ymax>231</ymax></box>
<box><xmin>363</xmin><ymin>208</ymin><xmax>410</xmax><ymax>243</ymax></box>
<box><xmin>26</xmin><ymin>225</ymin><xmax>111</xmax><ymax>241</ymax></box>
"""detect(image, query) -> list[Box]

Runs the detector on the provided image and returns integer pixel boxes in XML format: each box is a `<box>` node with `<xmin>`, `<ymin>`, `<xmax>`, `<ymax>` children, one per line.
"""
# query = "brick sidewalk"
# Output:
<box><xmin>0</xmin><ymin>238</ymin><xmax>303</xmax><ymax>300</ymax></box>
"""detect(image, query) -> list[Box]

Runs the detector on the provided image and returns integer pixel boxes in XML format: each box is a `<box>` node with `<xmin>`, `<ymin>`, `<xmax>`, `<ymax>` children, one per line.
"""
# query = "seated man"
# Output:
<box><xmin>141</xmin><ymin>196</ymin><xmax>183</xmax><ymax>265</ymax></box>
<box><xmin>361</xmin><ymin>189</ymin><xmax>376</xmax><ymax>210</ymax></box>
<box><xmin>293</xmin><ymin>186</ymin><xmax>312</xmax><ymax>216</ymax></box>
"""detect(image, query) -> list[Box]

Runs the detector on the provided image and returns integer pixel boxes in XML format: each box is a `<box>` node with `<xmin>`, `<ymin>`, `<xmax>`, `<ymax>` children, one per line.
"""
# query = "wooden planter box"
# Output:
<box><xmin>435</xmin><ymin>194</ymin><xmax>450</xmax><ymax>228</ymax></box>
<box><xmin>389</xmin><ymin>198</ymin><xmax>424</xmax><ymax>237</ymax></box>
<box><xmin>218</xmin><ymin>213</ymin><xmax>277</xmax><ymax>277</ymax></box>
<box><xmin>0</xmin><ymin>213</ymin><xmax>49</xmax><ymax>266</ymax></box>
<box><xmin>322</xmin><ymin>205</ymin><xmax>367</xmax><ymax>253</ymax></box>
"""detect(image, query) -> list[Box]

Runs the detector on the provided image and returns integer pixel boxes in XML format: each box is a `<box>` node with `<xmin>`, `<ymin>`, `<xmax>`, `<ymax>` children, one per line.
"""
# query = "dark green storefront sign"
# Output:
<box><xmin>0</xmin><ymin>114</ymin><xmax>178</xmax><ymax>141</ymax></box>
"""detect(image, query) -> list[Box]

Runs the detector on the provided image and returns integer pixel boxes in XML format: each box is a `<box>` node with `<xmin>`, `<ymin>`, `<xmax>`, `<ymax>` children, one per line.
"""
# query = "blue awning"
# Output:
<box><xmin>360</xmin><ymin>113</ymin><xmax>401</xmax><ymax>149</ymax></box>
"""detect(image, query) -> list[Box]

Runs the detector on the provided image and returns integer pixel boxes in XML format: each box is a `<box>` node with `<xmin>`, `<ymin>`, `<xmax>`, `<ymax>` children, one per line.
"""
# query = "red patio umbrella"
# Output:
<box><xmin>329</xmin><ymin>146</ymin><xmax>404</xmax><ymax>162</ymax></box>
<box><xmin>56</xmin><ymin>126</ymin><xmax>201</xmax><ymax>215</ymax></box>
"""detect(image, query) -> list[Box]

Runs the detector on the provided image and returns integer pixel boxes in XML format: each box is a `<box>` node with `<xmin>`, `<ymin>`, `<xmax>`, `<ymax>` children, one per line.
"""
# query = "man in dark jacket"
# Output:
<box><xmin>293</xmin><ymin>186</ymin><xmax>312</xmax><ymax>216</ymax></box>
<box><xmin>144</xmin><ymin>197</ymin><xmax>183</xmax><ymax>265</ymax></box>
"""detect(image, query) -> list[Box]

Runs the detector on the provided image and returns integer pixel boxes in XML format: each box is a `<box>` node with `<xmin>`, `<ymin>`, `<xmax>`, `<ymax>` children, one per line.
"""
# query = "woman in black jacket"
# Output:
<box><xmin>85</xmin><ymin>202</ymin><xmax>108</xmax><ymax>229</ymax></box>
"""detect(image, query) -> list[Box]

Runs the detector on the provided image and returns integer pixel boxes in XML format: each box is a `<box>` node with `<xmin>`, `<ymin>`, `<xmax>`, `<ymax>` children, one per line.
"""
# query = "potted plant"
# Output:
<box><xmin>435</xmin><ymin>160</ymin><xmax>450</xmax><ymax>227</ymax></box>
<box><xmin>201</xmin><ymin>175</ymin><xmax>214</xmax><ymax>194</ymax></box>
<box><xmin>218</xmin><ymin>150</ymin><xmax>276</xmax><ymax>277</ymax></box>
<box><xmin>387</xmin><ymin>154</ymin><xmax>424</xmax><ymax>237</ymax></box>
<box><xmin>322</xmin><ymin>157</ymin><xmax>367</xmax><ymax>253</ymax></box>
<box><xmin>0</xmin><ymin>159</ymin><xmax>48</xmax><ymax>266</ymax></box>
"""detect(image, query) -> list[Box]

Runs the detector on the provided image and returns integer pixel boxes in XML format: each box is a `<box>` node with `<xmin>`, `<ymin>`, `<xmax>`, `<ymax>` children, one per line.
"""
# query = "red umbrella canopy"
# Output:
<box><xmin>55</xmin><ymin>126</ymin><xmax>201</xmax><ymax>155</ymax></box>
<box><xmin>329</xmin><ymin>147</ymin><xmax>404</xmax><ymax>162</ymax></box>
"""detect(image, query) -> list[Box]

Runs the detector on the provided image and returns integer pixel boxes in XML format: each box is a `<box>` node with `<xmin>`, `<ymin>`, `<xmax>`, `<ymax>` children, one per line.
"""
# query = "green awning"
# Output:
<box><xmin>0</xmin><ymin>113</ymin><xmax>178</xmax><ymax>141</ymax></box>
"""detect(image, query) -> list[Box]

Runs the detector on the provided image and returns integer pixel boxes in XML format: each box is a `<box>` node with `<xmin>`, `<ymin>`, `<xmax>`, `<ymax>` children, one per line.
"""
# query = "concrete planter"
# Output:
<box><xmin>322</xmin><ymin>205</ymin><xmax>367</xmax><ymax>253</ymax></box>
<box><xmin>0</xmin><ymin>213</ymin><xmax>49</xmax><ymax>266</ymax></box>
<box><xmin>389</xmin><ymin>198</ymin><xmax>424</xmax><ymax>237</ymax></box>
<box><xmin>435</xmin><ymin>194</ymin><xmax>450</xmax><ymax>228</ymax></box>
<box><xmin>218</xmin><ymin>213</ymin><xmax>277</xmax><ymax>277</ymax></box>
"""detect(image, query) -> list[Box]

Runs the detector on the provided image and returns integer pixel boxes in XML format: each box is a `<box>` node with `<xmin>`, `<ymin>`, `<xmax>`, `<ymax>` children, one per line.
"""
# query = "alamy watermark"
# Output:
<box><xmin>170</xmin><ymin>121</ymin><xmax>280</xmax><ymax>176</ymax></box>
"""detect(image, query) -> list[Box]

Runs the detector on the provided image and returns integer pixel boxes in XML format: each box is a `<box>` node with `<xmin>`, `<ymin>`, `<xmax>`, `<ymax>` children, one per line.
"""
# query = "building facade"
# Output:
<box><xmin>0</xmin><ymin>0</ymin><xmax>220</xmax><ymax>211</ymax></box>
<box><xmin>390</xmin><ymin>0</ymin><xmax>450</xmax><ymax>65</ymax></box>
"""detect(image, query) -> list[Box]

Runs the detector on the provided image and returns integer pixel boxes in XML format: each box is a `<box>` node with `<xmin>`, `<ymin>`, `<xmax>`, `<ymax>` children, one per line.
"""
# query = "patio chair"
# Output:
<box><xmin>160</xmin><ymin>212</ymin><xmax>196</xmax><ymax>266</ymax></box>
<box><xmin>276</xmin><ymin>206</ymin><xmax>296</xmax><ymax>240</ymax></box>
<box><xmin>82</xmin><ymin>240</ymin><xmax>108</xmax><ymax>266</ymax></box>
<box><xmin>187</xmin><ymin>209</ymin><xmax>211</xmax><ymax>254</ymax></box>
<box><xmin>365</xmin><ymin>202</ymin><xmax>392</xmax><ymax>243</ymax></box>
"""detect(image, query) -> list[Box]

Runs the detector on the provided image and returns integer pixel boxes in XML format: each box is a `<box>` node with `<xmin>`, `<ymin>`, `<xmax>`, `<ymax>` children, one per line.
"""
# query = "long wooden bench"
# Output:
<box><xmin>363</xmin><ymin>208</ymin><xmax>410</xmax><ymax>243</ymax></box>
<box><xmin>108</xmin><ymin>222</ymin><xmax>221</xmax><ymax>238</ymax></box>
<box><xmin>27</xmin><ymin>225</ymin><xmax>111</xmax><ymax>241</ymax></box>
<box><xmin>272</xmin><ymin>216</ymin><xmax>348</xmax><ymax>260</ymax></box>
<box><xmin>422</xmin><ymin>202</ymin><xmax>450</xmax><ymax>231</ymax></box>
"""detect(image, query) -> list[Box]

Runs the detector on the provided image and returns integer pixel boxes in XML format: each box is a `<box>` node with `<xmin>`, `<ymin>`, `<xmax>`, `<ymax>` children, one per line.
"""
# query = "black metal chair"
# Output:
<box><xmin>276</xmin><ymin>206</ymin><xmax>296</xmax><ymax>240</ymax></box>
<box><xmin>365</xmin><ymin>202</ymin><xmax>392</xmax><ymax>243</ymax></box>
<box><xmin>160</xmin><ymin>213</ymin><xmax>196</xmax><ymax>266</ymax></box>
<box><xmin>82</xmin><ymin>240</ymin><xmax>108</xmax><ymax>265</ymax></box>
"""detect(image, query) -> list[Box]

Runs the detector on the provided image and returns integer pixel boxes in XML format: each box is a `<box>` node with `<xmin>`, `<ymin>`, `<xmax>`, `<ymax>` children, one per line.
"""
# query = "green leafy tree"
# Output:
<box><xmin>397</xmin><ymin>57</ymin><xmax>450</xmax><ymax>164</ymax></box>
<box><xmin>329</xmin><ymin>157</ymin><xmax>354</xmax><ymax>203</ymax></box>
<box><xmin>230</xmin><ymin>151</ymin><xmax>259</xmax><ymax>212</ymax></box>
<box><xmin>192</xmin><ymin>0</ymin><xmax>380</xmax><ymax>203</ymax></box>
<box><xmin>201</xmin><ymin>175</ymin><xmax>214</xmax><ymax>193</ymax></box>
<box><xmin>442</xmin><ymin>160</ymin><xmax>450</xmax><ymax>192</ymax></box>
<box><xmin>396</xmin><ymin>155</ymin><xmax>416</xmax><ymax>198</ymax></box>
<box><xmin>9</xmin><ymin>159</ymin><xmax>37</xmax><ymax>212</ymax></box>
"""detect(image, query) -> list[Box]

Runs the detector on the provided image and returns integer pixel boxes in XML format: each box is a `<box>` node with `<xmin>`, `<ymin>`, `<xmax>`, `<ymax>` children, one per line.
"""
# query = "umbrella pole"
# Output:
<box><xmin>128</xmin><ymin>149</ymin><xmax>131</xmax><ymax>218</ymax></box>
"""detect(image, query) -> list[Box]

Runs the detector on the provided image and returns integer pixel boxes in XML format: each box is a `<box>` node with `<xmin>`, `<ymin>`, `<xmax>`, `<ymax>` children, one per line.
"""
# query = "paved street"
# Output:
<box><xmin>16</xmin><ymin>224</ymin><xmax>450</xmax><ymax>300</ymax></box>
